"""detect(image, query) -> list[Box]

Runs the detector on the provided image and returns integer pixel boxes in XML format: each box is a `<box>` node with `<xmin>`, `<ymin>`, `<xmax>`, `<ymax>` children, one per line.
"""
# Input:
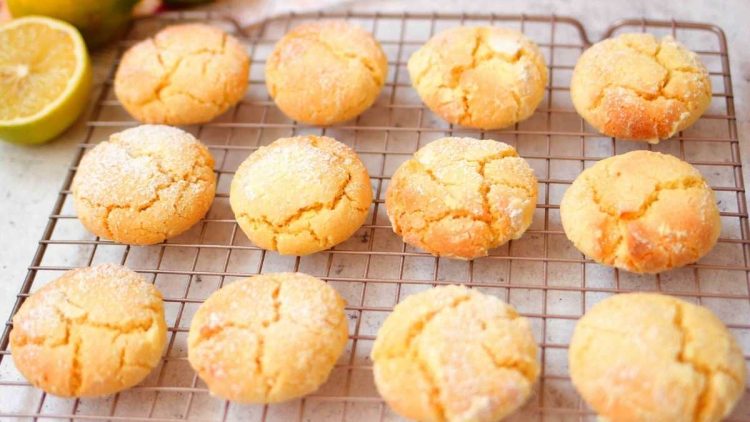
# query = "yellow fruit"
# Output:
<box><xmin>0</xmin><ymin>16</ymin><xmax>92</xmax><ymax>145</ymax></box>
<box><xmin>6</xmin><ymin>0</ymin><xmax>138</xmax><ymax>48</ymax></box>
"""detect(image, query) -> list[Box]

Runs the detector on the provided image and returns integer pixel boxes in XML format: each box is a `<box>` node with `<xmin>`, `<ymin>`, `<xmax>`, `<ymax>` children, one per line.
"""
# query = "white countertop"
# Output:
<box><xmin>1</xmin><ymin>0</ymin><xmax>749</xmax><ymax>327</ymax></box>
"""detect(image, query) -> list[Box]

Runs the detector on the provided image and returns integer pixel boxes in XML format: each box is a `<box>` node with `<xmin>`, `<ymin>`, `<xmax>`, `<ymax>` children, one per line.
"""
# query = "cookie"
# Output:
<box><xmin>10</xmin><ymin>264</ymin><xmax>167</xmax><ymax>397</ymax></box>
<box><xmin>408</xmin><ymin>26</ymin><xmax>548</xmax><ymax>129</ymax></box>
<box><xmin>187</xmin><ymin>272</ymin><xmax>349</xmax><ymax>403</ymax></box>
<box><xmin>371</xmin><ymin>285</ymin><xmax>540</xmax><ymax>422</ymax></box>
<box><xmin>386</xmin><ymin>137</ymin><xmax>537</xmax><ymax>259</ymax></box>
<box><xmin>266</xmin><ymin>20</ymin><xmax>388</xmax><ymax>125</ymax></box>
<box><xmin>115</xmin><ymin>23</ymin><xmax>249</xmax><ymax>124</ymax></box>
<box><xmin>71</xmin><ymin>125</ymin><xmax>216</xmax><ymax>245</ymax></box>
<box><xmin>230</xmin><ymin>135</ymin><xmax>372</xmax><ymax>255</ymax></box>
<box><xmin>569</xmin><ymin>293</ymin><xmax>746</xmax><ymax>422</ymax></box>
<box><xmin>560</xmin><ymin>150</ymin><xmax>721</xmax><ymax>273</ymax></box>
<box><xmin>571</xmin><ymin>33</ymin><xmax>711</xmax><ymax>142</ymax></box>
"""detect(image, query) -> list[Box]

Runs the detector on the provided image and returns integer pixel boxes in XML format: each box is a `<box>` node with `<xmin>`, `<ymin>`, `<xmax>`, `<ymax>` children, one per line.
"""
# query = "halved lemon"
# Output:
<box><xmin>0</xmin><ymin>16</ymin><xmax>92</xmax><ymax>145</ymax></box>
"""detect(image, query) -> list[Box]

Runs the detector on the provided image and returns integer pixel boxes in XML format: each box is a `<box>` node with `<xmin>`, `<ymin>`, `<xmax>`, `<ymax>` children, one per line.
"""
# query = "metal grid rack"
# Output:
<box><xmin>1</xmin><ymin>10</ymin><xmax>749</xmax><ymax>422</ymax></box>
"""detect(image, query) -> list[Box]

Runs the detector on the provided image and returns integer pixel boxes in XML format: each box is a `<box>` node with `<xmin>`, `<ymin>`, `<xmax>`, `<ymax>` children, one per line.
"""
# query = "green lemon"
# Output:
<box><xmin>7</xmin><ymin>0</ymin><xmax>139</xmax><ymax>48</ymax></box>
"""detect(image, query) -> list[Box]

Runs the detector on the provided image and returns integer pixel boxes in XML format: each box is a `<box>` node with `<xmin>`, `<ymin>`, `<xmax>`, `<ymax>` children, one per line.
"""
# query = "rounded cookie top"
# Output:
<box><xmin>187</xmin><ymin>272</ymin><xmax>349</xmax><ymax>403</ymax></box>
<box><xmin>569</xmin><ymin>293</ymin><xmax>746</xmax><ymax>422</ymax></box>
<box><xmin>408</xmin><ymin>26</ymin><xmax>548</xmax><ymax>129</ymax></box>
<box><xmin>115</xmin><ymin>23</ymin><xmax>249</xmax><ymax>125</ymax></box>
<box><xmin>386</xmin><ymin>137</ymin><xmax>538</xmax><ymax>260</ymax></box>
<box><xmin>265</xmin><ymin>20</ymin><xmax>388</xmax><ymax>125</ymax></box>
<box><xmin>71</xmin><ymin>125</ymin><xmax>216</xmax><ymax>245</ymax></box>
<box><xmin>560</xmin><ymin>150</ymin><xmax>720</xmax><ymax>273</ymax></box>
<box><xmin>230</xmin><ymin>135</ymin><xmax>372</xmax><ymax>255</ymax></box>
<box><xmin>371</xmin><ymin>285</ymin><xmax>540</xmax><ymax>422</ymax></box>
<box><xmin>571</xmin><ymin>33</ymin><xmax>711</xmax><ymax>142</ymax></box>
<box><xmin>10</xmin><ymin>264</ymin><xmax>167</xmax><ymax>397</ymax></box>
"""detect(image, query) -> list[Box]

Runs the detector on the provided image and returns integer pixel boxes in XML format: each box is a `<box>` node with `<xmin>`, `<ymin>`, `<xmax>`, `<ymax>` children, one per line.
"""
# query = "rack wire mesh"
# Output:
<box><xmin>0</xmin><ymin>10</ymin><xmax>749</xmax><ymax>422</ymax></box>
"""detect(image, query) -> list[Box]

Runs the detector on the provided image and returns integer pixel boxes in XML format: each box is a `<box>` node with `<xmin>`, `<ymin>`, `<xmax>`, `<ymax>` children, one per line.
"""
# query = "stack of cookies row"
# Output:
<box><xmin>9</xmin><ymin>20</ymin><xmax>745</xmax><ymax>422</ymax></box>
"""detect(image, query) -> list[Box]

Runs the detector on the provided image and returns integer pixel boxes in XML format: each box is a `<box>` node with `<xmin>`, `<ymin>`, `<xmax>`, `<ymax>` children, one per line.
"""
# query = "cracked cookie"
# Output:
<box><xmin>230</xmin><ymin>135</ymin><xmax>372</xmax><ymax>255</ymax></box>
<box><xmin>408</xmin><ymin>26</ymin><xmax>548</xmax><ymax>130</ymax></box>
<box><xmin>71</xmin><ymin>125</ymin><xmax>216</xmax><ymax>245</ymax></box>
<box><xmin>569</xmin><ymin>293</ymin><xmax>746</xmax><ymax>422</ymax></box>
<box><xmin>265</xmin><ymin>20</ymin><xmax>387</xmax><ymax>125</ymax></box>
<box><xmin>9</xmin><ymin>264</ymin><xmax>167</xmax><ymax>397</ymax></box>
<box><xmin>187</xmin><ymin>272</ymin><xmax>348</xmax><ymax>403</ymax></box>
<box><xmin>114</xmin><ymin>23</ymin><xmax>249</xmax><ymax>125</ymax></box>
<box><xmin>386</xmin><ymin>137</ymin><xmax>537</xmax><ymax>260</ymax></box>
<box><xmin>371</xmin><ymin>285</ymin><xmax>539</xmax><ymax>422</ymax></box>
<box><xmin>560</xmin><ymin>150</ymin><xmax>720</xmax><ymax>273</ymax></box>
<box><xmin>571</xmin><ymin>33</ymin><xmax>712</xmax><ymax>143</ymax></box>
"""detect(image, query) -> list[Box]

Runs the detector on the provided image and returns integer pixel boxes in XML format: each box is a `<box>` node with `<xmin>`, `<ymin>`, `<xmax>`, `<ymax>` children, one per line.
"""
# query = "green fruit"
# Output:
<box><xmin>7</xmin><ymin>0</ymin><xmax>139</xmax><ymax>48</ymax></box>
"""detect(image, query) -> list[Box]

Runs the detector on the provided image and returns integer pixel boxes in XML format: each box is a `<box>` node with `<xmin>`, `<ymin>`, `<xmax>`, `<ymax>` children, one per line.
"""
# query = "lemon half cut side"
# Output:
<box><xmin>0</xmin><ymin>16</ymin><xmax>92</xmax><ymax>145</ymax></box>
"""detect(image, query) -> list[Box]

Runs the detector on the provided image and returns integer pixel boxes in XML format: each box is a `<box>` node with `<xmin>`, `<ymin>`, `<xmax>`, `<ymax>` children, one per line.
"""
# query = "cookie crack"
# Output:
<box><xmin>398</xmin><ymin>150</ymin><xmax>531</xmax><ymax>245</ymax></box>
<box><xmin>588</xmin><ymin>175</ymin><xmax>705</xmax><ymax>220</ymax></box>
<box><xmin>76</xmin><ymin>141</ymin><xmax>212</xmax><ymax>238</ymax></box>
<box><xmin>586</xmin><ymin>174</ymin><xmax>706</xmax><ymax>266</ymax></box>
<box><xmin>261</xmin><ymin>282</ymin><xmax>283</xmax><ymax>399</ymax></box>
<box><xmin>379</xmin><ymin>294</ymin><xmax>473</xmax><ymax>421</ymax></box>
<box><xmin>433</xmin><ymin>29</ymin><xmax>535</xmax><ymax>125</ymax></box>
<box><xmin>139</xmin><ymin>36</ymin><xmax>232</xmax><ymax>110</ymax></box>
<box><xmin>673</xmin><ymin>303</ymin><xmax>713</xmax><ymax>422</ymax></box>
<box><xmin>589</xmin><ymin>38</ymin><xmax>708</xmax><ymax>115</ymax></box>
<box><xmin>288</xmin><ymin>32</ymin><xmax>384</xmax><ymax>88</ymax></box>
<box><xmin>479</xmin><ymin>342</ymin><xmax>536</xmax><ymax>382</ymax></box>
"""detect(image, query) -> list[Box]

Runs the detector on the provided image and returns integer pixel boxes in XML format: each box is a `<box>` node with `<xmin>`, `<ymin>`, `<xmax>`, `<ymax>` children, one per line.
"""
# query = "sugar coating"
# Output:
<box><xmin>560</xmin><ymin>150</ymin><xmax>721</xmax><ymax>273</ymax></box>
<box><xmin>71</xmin><ymin>125</ymin><xmax>216</xmax><ymax>245</ymax></box>
<box><xmin>9</xmin><ymin>264</ymin><xmax>167</xmax><ymax>397</ymax></box>
<box><xmin>571</xmin><ymin>33</ymin><xmax>712</xmax><ymax>142</ymax></box>
<box><xmin>115</xmin><ymin>23</ymin><xmax>249</xmax><ymax>124</ymax></box>
<box><xmin>408</xmin><ymin>26</ymin><xmax>548</xmax><ymax>129</ymax></box>
<box><xmin>266</xmin><ymin>20</ymin><xmax>388</xmax><ymax>125</ymax></box>
<box><xmin>371</xmin><ymin>285</ymin><xmax>540</xmax><ymax>422</ymax></box>
<box><xmin>386</xmin><ymin>137</ymin><xmax>538</xmax><ymax>260</ymax></box>
<box><xmin>187</xmin><ymin>272</ymin><xmax>349</xmax><ymax>403</ymax></box>
<box><xmin>569</xmin><ymin>293</ymin><xmax>746</xmax><ymax>422</ymax></box>
<box><xmin>230</xmin><ymin>135</ymin><xmax>372</xmax><ymax>256</ymax></box>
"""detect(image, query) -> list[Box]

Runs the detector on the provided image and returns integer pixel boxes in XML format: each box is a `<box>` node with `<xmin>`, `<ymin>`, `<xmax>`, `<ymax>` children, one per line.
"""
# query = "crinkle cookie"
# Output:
<box><xmin>571</xmin><ymin>33</ymin><xmax>712</xmax><ymax>142</ymax></box>
<box><xmin>408</xmin><ymin>26</ymin><xmax>548</xmax><ymax>129</ymax></box>
<box><xmin>115</xmin><ymin>23</ymin><xmax>249</xmax><ymax>124</ymax></box>
<box><xmin>266</xmin><ymin>20</ymin><xmax>387</xmax><ymax>125</ymax></box>
<box><xmin>560</xmin><ymin>150</ymin><xmax>720</xmax><ymax>273</ymax></box>
<box><xmin>230</xmin><ymin>135</ymin><xmax>372</xmax><ymax>255</ymax></box>
<box><xmin>71</xmin><ymin>125</ymin><xmax>216</xmax><ymax>245</ymax></box>
<box><xmin>569</xmin><ymin>293</ymin><xmax>746</xmax><ymax>422</ymax></box>
<box><xmin>10</xmin><ymin>264</ymin><xmax>167</xmax><ymax>397</ymax></box>
<box><xmin>188</xmin><ymin>272</ymin><xmax>349</xmax><ymax>403</ymax></box>
<box><xmin>372</xmin><ymin>285</ymin><xmax>540</xmax><ymax>422</ymax></box>
<box><xmin>386</xmin><ymin>137</ymin><xmax>537</xmax><ymax>260</ymax></box>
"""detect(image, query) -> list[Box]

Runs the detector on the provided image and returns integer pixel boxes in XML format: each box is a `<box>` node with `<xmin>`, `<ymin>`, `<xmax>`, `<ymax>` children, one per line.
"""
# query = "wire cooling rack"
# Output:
<box><xmin>0</xmin><ymin>10</ymin><xmax>749</xmax><ymax>422</ymax></box>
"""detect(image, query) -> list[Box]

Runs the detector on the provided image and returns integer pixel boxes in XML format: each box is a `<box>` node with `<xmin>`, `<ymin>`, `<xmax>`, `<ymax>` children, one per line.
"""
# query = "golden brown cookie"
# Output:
<box><xmin>115</xmin><ymin>23</ymin><xmax>249</xmax><ymax>124</ymax></box>
<box><xmin>569</xmin><ymin>293</ymin><xmax>746</xmax><ymax>422</ymax></box>
<box><xmin>372</xmin><ymin>285</ymin><xmax>540</xmax><ymax>422</ymax></box>
<box><xmin>386</xmin><ymin>137</ymin><xmax>537</xmax><ymax>260</ymax></box>
<box><xmin>408</xmin><ymin>26</ymin><xmax>548</xmax><ymax>129</ymax></box>
<box><xmin>560</xmin><ymin>150</ymin><xmax>721</xmax><ymax>273</ymax></box>
<box><xmin>265</xmin><ymin>20</ymin><xmax>388</xmax><ymax>125</ymax></box>
<box><xmin>230</xmin><ymin>135</ymin><xmax>372</xmax><ymax>255</ymax></box>
<box><xmin>187</xmin><ymin>272</ymin><xmax>349</xmax><ymax>403</ymax></box>
<box><xmin>571</xmin><ymin>33</ymin><xmax>712</xmax><ymax>142</ymax></box>
<box><xmin>71</xmin><ymin>125</ymin><xmax>216</xmax><ymax>245</ymax></box>
<box><xmin>10</xmin><ymin>264</ymin><xmax>167</xmax><ymax>397</ymax></box>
